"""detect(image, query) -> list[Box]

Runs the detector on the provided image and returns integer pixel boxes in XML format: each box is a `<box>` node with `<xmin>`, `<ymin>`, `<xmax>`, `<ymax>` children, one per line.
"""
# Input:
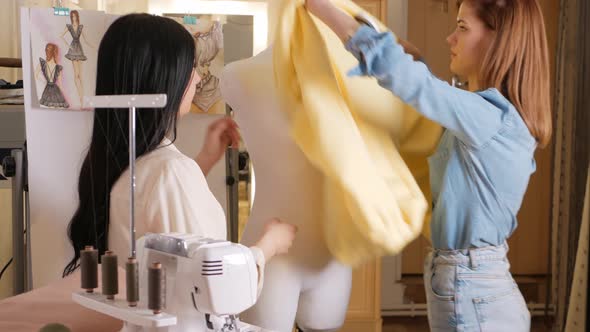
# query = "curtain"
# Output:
<box><xmin>564</xmin><ymin>167</ymin><xmax>589</xmax><ymax>332</ymax></box>
<box><xmin>551</xmin><ymin>0</ymin><xmax>590</xmax><ymax>330</ymax></box>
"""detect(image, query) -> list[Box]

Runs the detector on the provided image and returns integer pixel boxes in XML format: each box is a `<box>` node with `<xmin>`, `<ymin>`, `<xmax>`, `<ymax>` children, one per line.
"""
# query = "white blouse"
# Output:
<box><xmin>108</xmin><ymin>138</ymin><xmax>227</xmax><ymax>260</ymax></box>
<box><xmin>107</xmin><ymin>139</ymin><xmax>266</xmax><ymax>331</ymax></box>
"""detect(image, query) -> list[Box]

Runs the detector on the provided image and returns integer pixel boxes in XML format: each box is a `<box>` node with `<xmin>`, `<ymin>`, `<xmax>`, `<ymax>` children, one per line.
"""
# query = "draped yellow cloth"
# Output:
<box><xmin>273</xmin><ymin>0</ymin><xmax>442</xmax><ymax>266</ymax></box>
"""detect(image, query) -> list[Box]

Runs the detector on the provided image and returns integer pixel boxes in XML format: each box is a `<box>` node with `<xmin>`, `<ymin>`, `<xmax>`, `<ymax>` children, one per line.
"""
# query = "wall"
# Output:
<box><xmin>0</xmin><ymin>0</ymin><xmax>22</xmax><ymax>83</ymax></box>
<box><xmin>1</xmin><ymin>0</ymin><xmax>407</xmax><ymax>78</ymax></box>
<box><xmin>98</xmin><ymin>0</ymin><xmax>147</xmax><ymax>14</ymax></box>
<box><xmin>0</xmin><ymin>1</ymin><xmax>98</xmax><ymax>82</ymax></box>
<box><xmin>387</xmin><ymin>0</ymin><xmax>407</xmax><ymax>39</ymax></box>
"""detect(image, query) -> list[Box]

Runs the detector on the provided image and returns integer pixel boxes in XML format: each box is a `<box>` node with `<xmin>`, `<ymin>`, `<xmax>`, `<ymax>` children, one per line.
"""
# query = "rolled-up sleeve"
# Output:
<box><xmin>345</xmin><ymin>26</ymin><xmax>505</xmax><ymax>148</ymax></box>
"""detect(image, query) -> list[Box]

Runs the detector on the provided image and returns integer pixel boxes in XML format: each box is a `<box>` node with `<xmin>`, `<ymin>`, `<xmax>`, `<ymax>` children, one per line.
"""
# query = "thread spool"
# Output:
<box><xmin>148</xmin><ymin>262</ymin><xmax>166</xmax><ymax>314</ymax></box>
<box><xmin>101</xmin><ymin>251</ymin><xmax>118</xmax><ymax>300</ymax></box>
<box><xmin>80</xmin><ymin>245</ymin><xmax>98</xmax><ymax>293</ymax></box>
<box><xmin>126</xmin><ymin>257</ymin><xmax>139</xmax><ymax>306</ymax></box>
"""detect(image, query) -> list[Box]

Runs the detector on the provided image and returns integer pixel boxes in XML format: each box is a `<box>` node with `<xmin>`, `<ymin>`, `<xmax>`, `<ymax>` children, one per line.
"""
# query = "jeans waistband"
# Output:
<box><xmin>429</xmin><ymin>242</ymin><xmax>509</xmax><ymax>269</ymax></box>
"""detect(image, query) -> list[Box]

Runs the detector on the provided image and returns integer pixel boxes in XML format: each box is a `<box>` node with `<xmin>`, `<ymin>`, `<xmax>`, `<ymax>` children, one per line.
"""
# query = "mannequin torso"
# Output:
<box><xmin>220</xmin><ymin>47</ymin><xmax>352</xmax><ymax>332</ymax></box>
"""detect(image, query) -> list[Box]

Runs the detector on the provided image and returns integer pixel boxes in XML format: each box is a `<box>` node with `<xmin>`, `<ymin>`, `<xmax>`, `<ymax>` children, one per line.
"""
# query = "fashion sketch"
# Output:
<box><xmin>35</xmin><ymin>43</ymin><xmax>69</xmax><ymax>108</ymax></box>
<box><xmin>162</xmin><ymin>15</ymin><xmax>225</xmax><ymax>114</ymax></box>
<box><xmin>192</xmin><ymin>20</ymin><xmax>224</xmax><ymax>113</ymax></box>
<box><xmin>61</xmin><ymin>10</ymin><xmax>94</xmax><ymax>106</ymax></box>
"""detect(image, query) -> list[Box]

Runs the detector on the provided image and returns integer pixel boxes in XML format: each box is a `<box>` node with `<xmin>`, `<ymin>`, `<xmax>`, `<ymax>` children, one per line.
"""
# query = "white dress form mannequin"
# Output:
<box><xmin>220</xmin><ymin>47</ymin><xmax>352</xmax><ymax>332</ymax></box>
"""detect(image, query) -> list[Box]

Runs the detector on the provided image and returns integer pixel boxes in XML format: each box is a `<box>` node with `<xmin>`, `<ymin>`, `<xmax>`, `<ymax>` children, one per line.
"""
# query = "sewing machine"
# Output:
<box><xmin>139</xmin><ymin>233</ymin><xmax>262</xmax><ymax>331</ymax></box>
<box><xmin>72</xmin><ymin>232</ymin><xmax>265</xmax><ymax>332</ymax></box>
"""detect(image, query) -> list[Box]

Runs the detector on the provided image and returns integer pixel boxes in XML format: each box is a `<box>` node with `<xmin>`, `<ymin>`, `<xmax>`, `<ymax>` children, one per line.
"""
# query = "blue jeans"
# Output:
<box><xmin>424</xmin><ymin>244</ymin><xmax>531</xmax><ymax>331</ymax></box>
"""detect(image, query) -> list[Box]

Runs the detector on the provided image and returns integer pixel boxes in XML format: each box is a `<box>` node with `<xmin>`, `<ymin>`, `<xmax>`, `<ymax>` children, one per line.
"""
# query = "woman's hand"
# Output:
<box><xmin>196</xmin><ymin>117</ymin><xmax>240</xmax><ymax>176</ymax></box>
<box><xmin>255</xmin><ymin>218</ymin><xmax>298</xmax><ymax>260</ymax></box>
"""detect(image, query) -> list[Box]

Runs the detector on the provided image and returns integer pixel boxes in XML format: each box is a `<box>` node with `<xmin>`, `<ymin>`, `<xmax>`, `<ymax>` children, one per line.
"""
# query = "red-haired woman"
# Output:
<box><xmin>306</xmin><ymin>0</ymin><xmax>551</xmax><ymax>330</ymax></box>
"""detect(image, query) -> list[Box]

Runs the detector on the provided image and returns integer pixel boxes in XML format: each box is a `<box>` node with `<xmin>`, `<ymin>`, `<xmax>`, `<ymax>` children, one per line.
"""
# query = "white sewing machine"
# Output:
<box><xmin>73</xmin><ymin>233</ymin><xmax>266</xmax><ymax>332</ymax></box>
<box><xmin>138</xmin><ymin>233</ymin><xmax>263</xmax><ymax>331</ymax></box>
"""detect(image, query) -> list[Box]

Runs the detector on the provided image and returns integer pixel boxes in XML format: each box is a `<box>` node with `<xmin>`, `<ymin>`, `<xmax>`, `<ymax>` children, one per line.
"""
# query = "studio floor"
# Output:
<box><xmin>382</xmin><ymin>316</ymin><xmax>552</xmax><ymax>332</ymax></box>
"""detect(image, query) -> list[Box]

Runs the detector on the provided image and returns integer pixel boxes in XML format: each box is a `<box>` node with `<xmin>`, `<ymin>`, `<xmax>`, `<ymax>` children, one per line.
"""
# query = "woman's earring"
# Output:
<box><xmin>452</xmin><ymin>75</ymin><xmax>468</xmax><ymax>89</ymax></box>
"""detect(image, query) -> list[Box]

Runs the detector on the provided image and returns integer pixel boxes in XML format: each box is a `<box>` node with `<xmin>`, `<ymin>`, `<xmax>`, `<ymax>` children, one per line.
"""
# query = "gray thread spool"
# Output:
<box><xmin>101</xmin><ymin>251</ymin><xmax>118</xmax><ymax>300</ymax></box>
<box><xmin>126</xmin><ymin>257</ymin><xmax>139</xmax><ymax>306</ymax></box>
<box><xmin>148</xmin><ymin>262</ymin><xmax>165</xmax><ymax>314</ymax></box>
<box><xmin>80</xmin><ymin>246</ymin><xmax>98</xmax><ymax>293</ymax></box>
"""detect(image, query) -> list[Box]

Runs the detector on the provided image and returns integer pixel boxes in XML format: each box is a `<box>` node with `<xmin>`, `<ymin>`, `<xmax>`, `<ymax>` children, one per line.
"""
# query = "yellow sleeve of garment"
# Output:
<box><xmin>273</xmin><ymin>0</ymin><xmax>441</xmax><ymax>266</ymax></box>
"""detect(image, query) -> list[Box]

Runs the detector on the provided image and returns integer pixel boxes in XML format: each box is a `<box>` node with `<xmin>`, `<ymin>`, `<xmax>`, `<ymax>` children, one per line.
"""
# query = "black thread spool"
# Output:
<box><xmin>148</xmin><ymin>262</ymin><xmax>165</xmax><ymax>314</ymax></box>
<box><xmin>126</xmin><ymin>257</ymin><xmax>139</xmax><ymax>306</ymax></box>
<box><xmin>80</xmin><ymin>245</ymin><xmax>98</xmax><ymax>293</ymax></box>
<box><xmin>101</xmin><ymin>251</ymin><xmax>118</xmax><ymax>300</ymax></box>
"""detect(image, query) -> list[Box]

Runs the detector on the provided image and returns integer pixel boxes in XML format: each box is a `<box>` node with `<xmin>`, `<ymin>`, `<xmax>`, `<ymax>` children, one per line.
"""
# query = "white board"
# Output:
<box><xmin>29</xmin><ymin>8</ymin><xmax>105</xmax><ymax>110</ymax></box>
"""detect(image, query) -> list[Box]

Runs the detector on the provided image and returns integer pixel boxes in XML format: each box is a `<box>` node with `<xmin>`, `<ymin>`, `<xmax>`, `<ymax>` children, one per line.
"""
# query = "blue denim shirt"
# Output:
<box><xmin>345</xmin><ymin>26</ymin><xmax>537</xmax><ymax>249</ymax></box>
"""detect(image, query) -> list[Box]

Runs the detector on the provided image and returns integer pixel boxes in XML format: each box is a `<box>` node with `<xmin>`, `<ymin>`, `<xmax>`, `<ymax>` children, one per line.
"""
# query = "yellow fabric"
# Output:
<box><xmin>273</xmin><ymin>0</ymin><xmax>442</xmax><ymax>266</ymax></box>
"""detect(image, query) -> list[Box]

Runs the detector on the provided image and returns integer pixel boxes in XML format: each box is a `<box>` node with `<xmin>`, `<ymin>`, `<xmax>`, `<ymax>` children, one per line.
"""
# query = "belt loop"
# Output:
<box><xmin>429</xmin><ymin>250</ymin><xmax>436</xmax><ymax>270</ymax></box>
<box><xmin>469</xmin><ymin>248</ymin><xmax>478</xmax><ymax>269</ymax></box>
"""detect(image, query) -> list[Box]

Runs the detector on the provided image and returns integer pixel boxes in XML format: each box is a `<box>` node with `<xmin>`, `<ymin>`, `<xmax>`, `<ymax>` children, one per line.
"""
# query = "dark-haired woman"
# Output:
<box><xmin>63</xmin><ymin>14</ymin><xmax>297</xmax><ymax>291</ymax></box>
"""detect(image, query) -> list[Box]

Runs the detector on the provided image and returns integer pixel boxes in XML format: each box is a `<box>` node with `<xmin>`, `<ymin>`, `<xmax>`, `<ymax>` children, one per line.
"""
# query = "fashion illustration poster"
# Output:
<box><xmin>30</xmin><ymin>9</ymin><xmax>108</xmax><ymax>110</ymax></box>
<box><xmin>167</xmin><ymin>15</ymin><xmax>226</xmax><ymax>114</ymax></box>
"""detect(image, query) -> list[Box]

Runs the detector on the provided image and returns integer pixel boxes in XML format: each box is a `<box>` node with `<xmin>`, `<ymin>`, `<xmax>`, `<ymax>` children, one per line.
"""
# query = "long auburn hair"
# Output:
<box><xmin>70</xmin><ymin>10</ymin><xmax>80</xmax><ymax>25</ymax></box>
<box><xmin>458</xmin><ymin>0</ymin><xmax>552</xmax><ymax>147</ymax></box>
<box><xmin>45</xmin><ymin>43</ymin><xmax>58</xmax><ymax>62</ymax></box>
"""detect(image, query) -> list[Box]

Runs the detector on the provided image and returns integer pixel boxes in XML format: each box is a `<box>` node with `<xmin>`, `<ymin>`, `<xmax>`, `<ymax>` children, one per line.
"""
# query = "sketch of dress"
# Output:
<box><xmin>39</xmin><ymin>58</ymin><xmax>69</xmax><ymax>108</ymax></box>
<box><xmin>65</xmin><ymin>24</ymin><xmax>87</xmax><ymax>61</ymax></box>
<box><xmin>192</xmin><ymin>21</ymin><xmax>223</xmax><ymax>112</ymax></box>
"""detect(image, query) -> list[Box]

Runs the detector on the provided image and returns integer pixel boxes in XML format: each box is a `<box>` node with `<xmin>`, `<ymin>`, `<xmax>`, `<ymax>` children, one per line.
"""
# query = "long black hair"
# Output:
<box><xmin>63</xmin><ymin>14</ymin><xmax>195</xmax><ymax>276</ymax></box>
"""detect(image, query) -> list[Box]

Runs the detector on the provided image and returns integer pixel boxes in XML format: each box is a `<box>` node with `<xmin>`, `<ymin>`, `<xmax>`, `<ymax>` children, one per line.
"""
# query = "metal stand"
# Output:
<box><xmin>83</xmin><ymin>94</ymin><xmax>167</xmax><ymax>260</ymax></box>
<box><xmin>225</xmin><ymin>105</ymin><xmax>239</xmax><ymax>243</ymax></box>
<box><xmin>1</xmin><ymin>148</ymin><xmax>29</xmax><ymax>295</ymax></box>
<box><xmin>11</xmin><ymin>149</ymin><xmax>25</xmax><ymax>294</ymax></box>
<box><xmin>0</xmin><ymin>105</ymin><xmax>29</xmax><ymax>295</ymax></box>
